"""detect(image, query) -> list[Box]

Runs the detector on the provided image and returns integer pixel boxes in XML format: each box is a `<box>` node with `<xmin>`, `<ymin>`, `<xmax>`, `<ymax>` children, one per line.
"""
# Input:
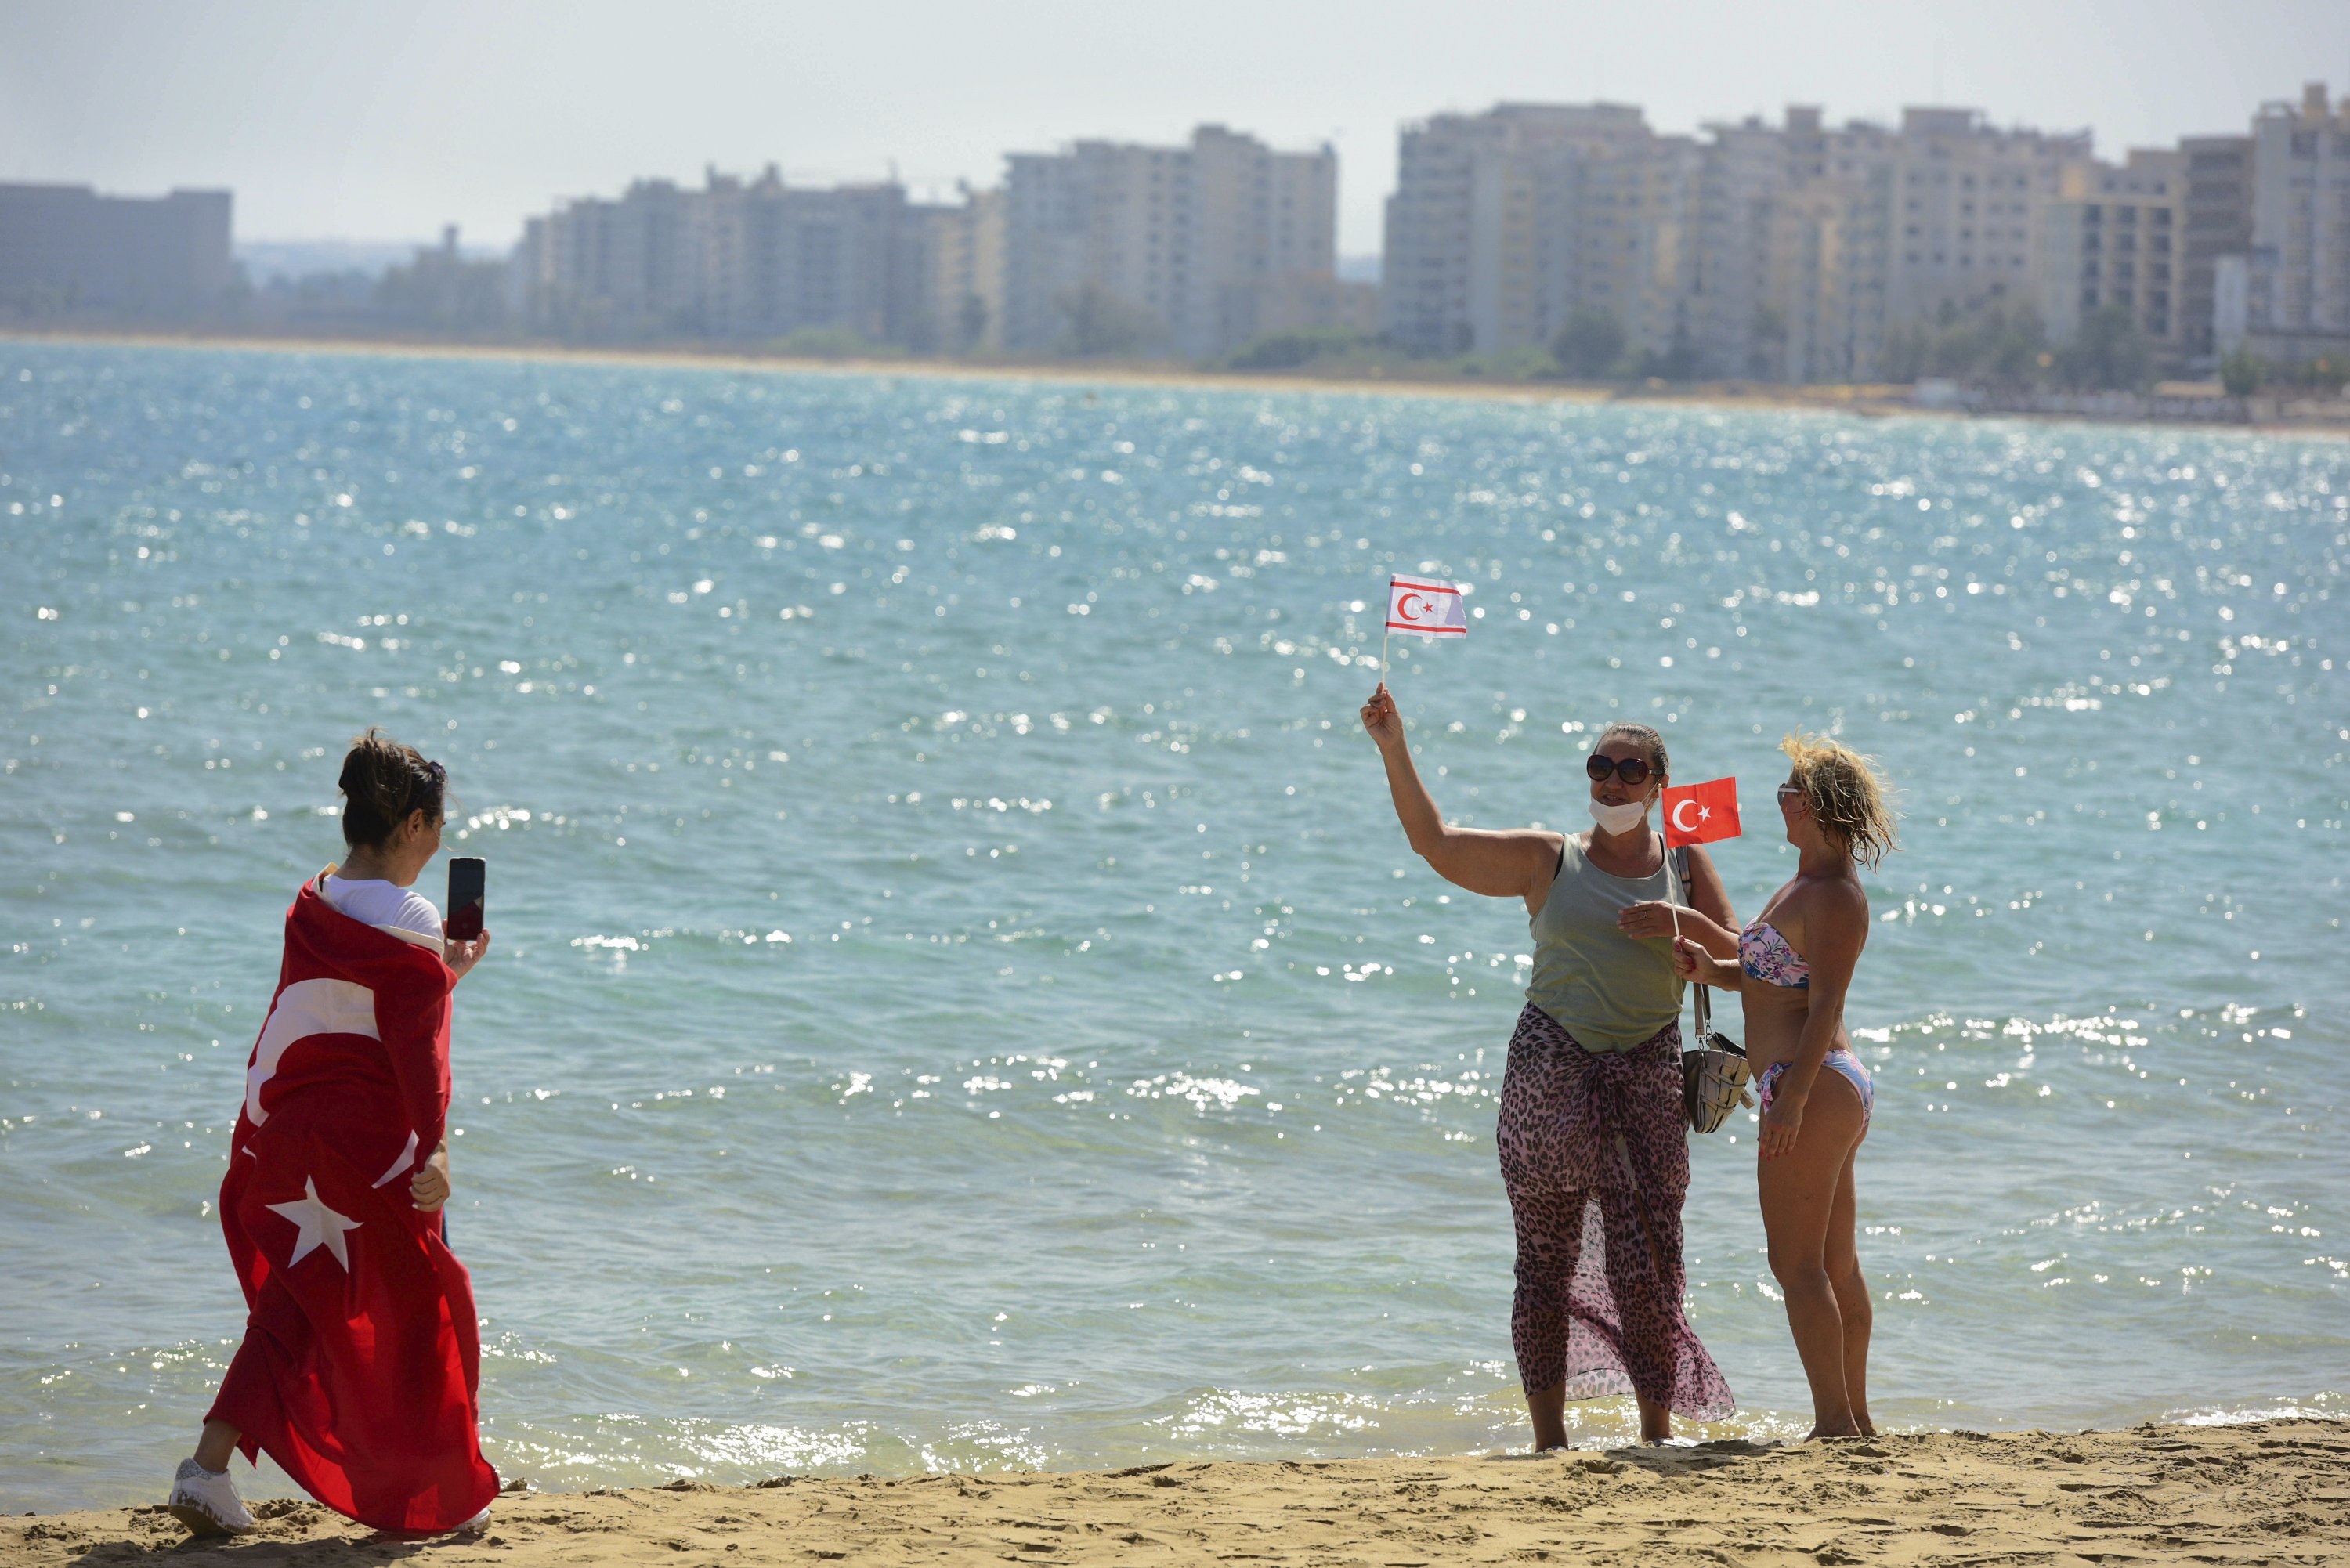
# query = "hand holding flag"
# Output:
<box><xmin>1359</xmin><ymin>682</ymin><xmax>1404</xmax><ymax>749</ymax></box>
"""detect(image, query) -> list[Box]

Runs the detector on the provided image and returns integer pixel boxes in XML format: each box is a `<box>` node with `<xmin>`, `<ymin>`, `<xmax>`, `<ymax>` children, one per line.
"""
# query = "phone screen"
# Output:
<box><xmin>446</xmin><ymin>857</ymin><xmax>486</xmax><ymax>942</ymax></box>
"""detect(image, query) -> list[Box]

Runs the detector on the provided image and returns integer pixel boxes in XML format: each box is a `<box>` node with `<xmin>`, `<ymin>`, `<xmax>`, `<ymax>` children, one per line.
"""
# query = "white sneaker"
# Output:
<box><xmin>167</xmin><ymin>1457</ymin><xmax>258</xmax><ymax>1537</ymax></box>
<box><xmin>453</xmin><ymin>1503</ymin><xmax>492</xmax><ymax>1533</ymax></box>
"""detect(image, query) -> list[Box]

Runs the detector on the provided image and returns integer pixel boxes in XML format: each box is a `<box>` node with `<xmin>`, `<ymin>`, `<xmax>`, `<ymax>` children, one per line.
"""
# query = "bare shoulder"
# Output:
<box><xmin>1800</xmin><ymin>874</ymin><xmax>1871</xmax><ymax>939</ymax></box>
<box><xmin>1520</xmin><ymin>825</ymin><xmax>1570</xmax><ymax>874</ymax></box>
<box><xmin>1521</xmin><ymin>827</ymin><xmax>1570</xmax><ymax>901</ymax></box>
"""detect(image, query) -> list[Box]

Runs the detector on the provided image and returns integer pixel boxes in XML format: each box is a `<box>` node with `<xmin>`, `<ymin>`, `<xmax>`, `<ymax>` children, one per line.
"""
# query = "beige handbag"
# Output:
<box><xmin>1682</xmin><ymin>977</ymin><xmax>1752</xmax><ymax>1133</ymax></box>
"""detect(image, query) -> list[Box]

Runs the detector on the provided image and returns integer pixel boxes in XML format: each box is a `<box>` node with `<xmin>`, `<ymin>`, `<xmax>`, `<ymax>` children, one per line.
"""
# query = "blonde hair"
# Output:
<box><xmin>1781</xmin><ymin>732</ymin><xmax>1898</xmax><ymax>869</ymax></box>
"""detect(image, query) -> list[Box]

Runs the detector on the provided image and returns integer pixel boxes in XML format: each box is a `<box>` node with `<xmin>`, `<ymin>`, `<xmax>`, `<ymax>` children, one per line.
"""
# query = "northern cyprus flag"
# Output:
<box><xmin>1386</xmin><ymin>576</ymin><xmax>1467</xmax><ymax>638</ymax></box>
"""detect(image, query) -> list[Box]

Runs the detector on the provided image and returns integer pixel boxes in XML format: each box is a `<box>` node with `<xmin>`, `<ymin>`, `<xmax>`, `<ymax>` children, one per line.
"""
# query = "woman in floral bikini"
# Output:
<box><xmin>1675</xmin><ymin>732</ymin><xmax>1899</xmax><ymax>1440</ymax></box>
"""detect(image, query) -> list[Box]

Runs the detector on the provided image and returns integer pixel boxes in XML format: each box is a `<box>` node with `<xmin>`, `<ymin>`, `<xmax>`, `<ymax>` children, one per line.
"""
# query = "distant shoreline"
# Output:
<box><xmin>5</xmin><ymin>327</ymin><xmax>2345</xmax><ymax>438</ymax></box>
<box><xmin>0</xmin><ymin>325</ymin><xmax>1632</xmax><ymax>406</ymax></box>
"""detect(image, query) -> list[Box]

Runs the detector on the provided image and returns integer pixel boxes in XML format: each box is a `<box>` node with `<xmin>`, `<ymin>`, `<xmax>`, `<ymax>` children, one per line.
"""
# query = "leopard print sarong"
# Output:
<box><xmin>1495</xmin><ymin>1004</ymin><xmax>1734</xmax><ymax>1420</ymax></box>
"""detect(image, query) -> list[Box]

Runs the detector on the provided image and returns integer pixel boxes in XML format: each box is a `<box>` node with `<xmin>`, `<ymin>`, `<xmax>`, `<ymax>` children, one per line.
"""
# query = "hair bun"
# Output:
<box><xmin>336</xmin><ymin>728</ymin><xmax>446</xmax><ymax>851</ymax></box>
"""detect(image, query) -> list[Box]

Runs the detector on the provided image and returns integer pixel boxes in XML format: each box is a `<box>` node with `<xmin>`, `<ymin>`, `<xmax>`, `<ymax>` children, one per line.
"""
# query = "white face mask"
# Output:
<box><xmin>1588</xmin><ymin>796</ymin><xmax>1649</xmax><ymax>835</ymax></box>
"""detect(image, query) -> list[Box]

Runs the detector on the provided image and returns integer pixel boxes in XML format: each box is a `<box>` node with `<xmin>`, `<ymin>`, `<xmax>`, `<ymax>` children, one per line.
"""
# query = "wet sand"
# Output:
<box><xmin>9</xmin><ymin>1419</ymin><xmax>2345</xmax><ymax>1566</ymax></box>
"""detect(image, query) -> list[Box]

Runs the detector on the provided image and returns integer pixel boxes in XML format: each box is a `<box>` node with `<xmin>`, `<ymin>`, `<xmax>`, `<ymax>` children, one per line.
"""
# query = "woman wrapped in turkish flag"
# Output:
<box><xmin>168</xmin><ymin>731</ymin><xmax>500</xmax><ymax>1537</ymax></box>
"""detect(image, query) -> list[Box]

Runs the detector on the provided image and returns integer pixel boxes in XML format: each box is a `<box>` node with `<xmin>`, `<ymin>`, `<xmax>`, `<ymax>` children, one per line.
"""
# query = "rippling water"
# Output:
<box><xmin>2</xmin><ymin>341</ymin><xmax>2343</xmax><ymax>1509</ymax></box>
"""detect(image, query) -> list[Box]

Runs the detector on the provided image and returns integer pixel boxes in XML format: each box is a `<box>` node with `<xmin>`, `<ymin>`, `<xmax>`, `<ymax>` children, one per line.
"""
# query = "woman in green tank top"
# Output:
<box><xmin>1361</xmin><ymin>683</ymin><xmax>1744</xmax><ymax>1447</ymax></box>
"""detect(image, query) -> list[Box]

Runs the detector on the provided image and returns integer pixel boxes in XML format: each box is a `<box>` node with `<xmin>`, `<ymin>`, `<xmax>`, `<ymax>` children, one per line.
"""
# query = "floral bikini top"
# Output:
<box><xmin>1739</xmin><ymin>918</ymin><xmax>1810</xmax><ymax>989</ymax></box>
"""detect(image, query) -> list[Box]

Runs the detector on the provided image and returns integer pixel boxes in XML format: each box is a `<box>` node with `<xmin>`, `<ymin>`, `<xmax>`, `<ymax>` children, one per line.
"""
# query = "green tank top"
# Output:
<box><xmin>1524</xmin><ymin>833</ymin><xmax>1686</xmax><ymax>1053</ymax></box>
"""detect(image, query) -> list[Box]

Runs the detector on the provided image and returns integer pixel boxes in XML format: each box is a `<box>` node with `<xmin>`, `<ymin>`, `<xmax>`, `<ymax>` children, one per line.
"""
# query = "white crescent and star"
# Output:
<box><xmin>1671</xmin><ymin>799</ymin><xmax>1713</xmax><ymax>833</ymax></box>
<box><xmin>245</xmin><ymin>977</ymin><xmax>379</xmax><ymax>1125</ymax></box>
<box><xmin>267</xmin><ymin>1177</ymin><xmax>361</xmax><ymax>1271</ymax></box>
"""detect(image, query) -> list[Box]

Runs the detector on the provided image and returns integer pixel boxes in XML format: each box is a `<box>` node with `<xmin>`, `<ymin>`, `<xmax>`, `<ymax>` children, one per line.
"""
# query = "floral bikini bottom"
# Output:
<box><xmin>1755</xmin><ymin>1050</ymin><xmax>1875</xmax><ymax>1136</ymax></box>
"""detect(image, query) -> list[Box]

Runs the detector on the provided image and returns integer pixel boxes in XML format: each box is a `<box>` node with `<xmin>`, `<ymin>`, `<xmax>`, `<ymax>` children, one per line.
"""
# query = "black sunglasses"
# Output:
<box><xmin>1585</xmin><ymin>753</ymin><xmax>1653</xmax><ymax>786</ymax></box>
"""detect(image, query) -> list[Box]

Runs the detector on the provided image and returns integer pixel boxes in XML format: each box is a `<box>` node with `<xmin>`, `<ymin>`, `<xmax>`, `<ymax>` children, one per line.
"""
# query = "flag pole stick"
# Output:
<box><xmin>1665</xmin><ymin>817</ymin><xmax>1683</xmax><ymax>949</ymax></box>
<box><xmin>1380</xmin><ymin>623</ymin><xmax>1390</xmax><ymax>686</ymax></box>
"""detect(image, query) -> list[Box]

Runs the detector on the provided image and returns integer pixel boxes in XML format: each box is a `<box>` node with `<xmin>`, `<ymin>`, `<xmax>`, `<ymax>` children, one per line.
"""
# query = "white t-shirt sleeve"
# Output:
<box><xmin>381</xmin><ymin>888</ymin><xmax>444</xmax><ymax>941</ymax></box>
<box><xmin>322</xmin><ymin>875</ymin><xmax>445</xmax><ymax>945</ymax></box>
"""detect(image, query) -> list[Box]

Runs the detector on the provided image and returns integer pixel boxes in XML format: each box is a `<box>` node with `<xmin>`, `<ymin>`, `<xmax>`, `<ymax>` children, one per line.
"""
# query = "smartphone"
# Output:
<box><xmin>446</xmin><ymin>857</ymin><xmax>486</xmax><ymax>943</ymax></box>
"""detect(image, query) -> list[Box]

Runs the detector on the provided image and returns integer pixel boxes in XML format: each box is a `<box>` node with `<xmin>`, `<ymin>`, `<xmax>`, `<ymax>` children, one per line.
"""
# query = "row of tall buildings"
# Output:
<box><xmin>493</xmin><ymin>80</ymin><xmax>2350</xmax><ymax>376</ymax></box>
<box><xmin>4</xmin><ymin>84</ymin><xmax>2344</xmax><ymax>377</ymax></box>
<box><xmin>1381</xmin><ymin>82</ymin><xmax>2350</xmax><ymax>378</ymax></box>
<box><xmin>509</xmin><ymin>125</ymin><xmax>1372</xmax><ymax>359</ymax></box>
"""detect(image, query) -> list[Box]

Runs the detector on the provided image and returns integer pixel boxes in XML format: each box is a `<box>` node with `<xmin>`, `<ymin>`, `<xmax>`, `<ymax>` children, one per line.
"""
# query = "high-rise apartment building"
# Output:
<box><xmin>0</xmin><ymin>182</ymin><xmax>233</xmax><ymax>320</ymax></box>
<box><xmin>1381</xmin><ymin>101</ymin><xmax>2092</xmax><ymax>381</ymax></box>
<box><xmin>514</xmin><ymin>168</ymin><xmax>954</xmax><ymax>347</ymax></box>
<box><xmin>696</xmin><ymin>173</ymin><xmax>920</xmax><ymax>344</ymax></box>
<box><xmin>2039</xmin><ymin>150</ymin><xmax>2186</xmax><ymax>361</ymax></box>
<box><xmin>2219</xmin><ymin>82</ymin><xmax>2350</xmax><ymax>362</ymax></box>
<box><xmin>1758</xmin><ymin>108</ymin><xmax>1896</xmax><ymax>381</ymax></box>
<box><xmin>515</xmin><ymin>178</ymin><xmax>698</xmax><ymax>338</ymax></box>
<box><xmin>2178</xmin><ymin>135</ymin><xmax>2254</xmax><ymax>363</ymax></box>
<box><xmin>1690</xmin><ymin>116</ymin><xmax>1797</xmax><ymax>379</ymax></box>
<box><xmin>1882</xmin><ymin>108</ymin><xmax>2092</xmax><ymax>326</ymax></box>
<box><xmin>1765</xmin><ymin>166</ymin><xmax>1893</xmax><ymax>381</ymax></box>
<box><xmin>997</xmin><ymin>125</ymin><xmax>1340</xmax><ymax>358</ymax></box>
<box><xmin>1382</xmin><ymin>103</ymin><xmax>1683</xmax><ymax>362</ymax></box>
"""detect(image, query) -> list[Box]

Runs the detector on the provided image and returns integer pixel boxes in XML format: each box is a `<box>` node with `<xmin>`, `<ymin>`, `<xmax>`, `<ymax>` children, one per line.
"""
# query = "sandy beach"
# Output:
<box><xmin>10</xmin><ymin>1421</ymin><xmax>2345</xmax><ymax>1566</ymax></box>
<box><xmin>0</xmin><ymin>326</ymin><xmax>1631</xmax><ymax>406</ymax></box>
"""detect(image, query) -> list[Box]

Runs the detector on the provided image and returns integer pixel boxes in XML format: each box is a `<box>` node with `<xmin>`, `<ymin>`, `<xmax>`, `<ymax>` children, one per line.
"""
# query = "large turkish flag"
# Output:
<box><xmin>208</xmin><ymin>874</ymin><xmax>498</xmax><ymax>1532</ymax></box>
<box><xmin>1662</xmin><ymin>777</ymin><xmax>1741</xmax><ymax>848</ymax></box>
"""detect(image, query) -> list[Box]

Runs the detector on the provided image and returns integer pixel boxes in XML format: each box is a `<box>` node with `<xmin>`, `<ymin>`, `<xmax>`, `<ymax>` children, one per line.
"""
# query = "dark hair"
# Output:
<box><xmin>1596</xmin><ymin>721</ymin><xmax>1669</xmax><ymax>781</ymax></box>
<box><xmin>337</xmin><ymin>728</ymin><xmax>446</xmax><ymax>849</ymax></box>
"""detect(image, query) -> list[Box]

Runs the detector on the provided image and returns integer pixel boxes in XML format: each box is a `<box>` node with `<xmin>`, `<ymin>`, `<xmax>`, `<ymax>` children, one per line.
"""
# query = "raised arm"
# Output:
<box><xmin>1755</xmin><ymin>880</ymin><xmax>1869</xmax><ymax>1161</ymax></box>
<box><xmin>1361</xmin><ymin>684</ymin><xmax>1558</xmax><ymax>905</ymax></box>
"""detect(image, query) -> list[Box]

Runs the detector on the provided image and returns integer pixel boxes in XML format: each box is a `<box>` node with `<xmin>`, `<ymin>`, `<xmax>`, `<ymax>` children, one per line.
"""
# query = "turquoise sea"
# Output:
<box><xmin>2</xmin><ymin>341</ymin><xmax>2343</xmax><ymax>1510</ymax></box>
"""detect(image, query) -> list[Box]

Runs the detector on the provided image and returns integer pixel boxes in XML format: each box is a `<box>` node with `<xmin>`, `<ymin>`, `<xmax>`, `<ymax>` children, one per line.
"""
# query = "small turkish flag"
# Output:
<box><xmin>1662</xmin><ymin>777</ymin><xmax>1741</xmax><ymax>848</ymax></box>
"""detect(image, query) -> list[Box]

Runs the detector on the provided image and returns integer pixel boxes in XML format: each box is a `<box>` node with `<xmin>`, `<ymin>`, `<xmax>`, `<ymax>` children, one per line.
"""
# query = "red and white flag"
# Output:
<box><xmin>208</xmin><ymin>874</ymin><xmax>498</xmax><ymax>1532</ymax></box>
<box><xmin>1386</xmin><ymin>575</ymin><xmax>1467</xmax><ymax>638</ymax></box>
<box><xmin>1662</xmin><ymin>777</ymin><xmax>1741</xmax><ymax>848</ymax></box>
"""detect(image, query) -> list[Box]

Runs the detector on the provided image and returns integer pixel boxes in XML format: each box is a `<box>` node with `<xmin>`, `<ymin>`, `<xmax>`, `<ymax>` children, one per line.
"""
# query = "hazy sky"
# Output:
<box><xmin>5</xmin><ymin>0</ymin><xmax>2345</xmax><ymax>255</ymax></box>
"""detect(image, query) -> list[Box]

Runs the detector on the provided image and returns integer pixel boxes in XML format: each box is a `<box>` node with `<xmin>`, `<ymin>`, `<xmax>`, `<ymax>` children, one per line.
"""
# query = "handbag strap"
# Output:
<box><xmin>1676</xmin><ymin>845</ymin><xmax>1712</xmax><ymax>1040</ymax></box>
